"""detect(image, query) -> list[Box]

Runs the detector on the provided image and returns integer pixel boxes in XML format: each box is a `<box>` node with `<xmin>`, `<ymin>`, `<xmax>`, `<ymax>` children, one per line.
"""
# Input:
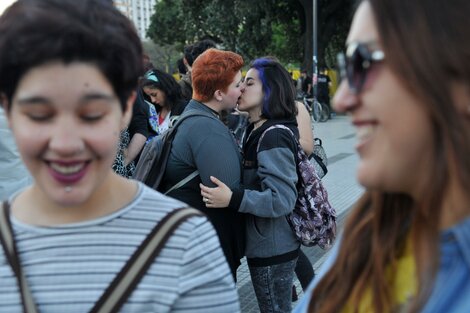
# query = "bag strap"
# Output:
<box><xmin>256</xmin><ymin>124</ymin><xmax>299</xmax><ymax>153</ymax></box>
<box><xmin>0</xmin><ymin>201</ymin><xmax>202</xmax><ymax>313</ymax></box>
<box><xmin>144</xmin><ymin>109</ymin><xmax>215</xmax><ymax>188</ymax></box>
<box><xmin>0</xmin><ymin>202</ymin><xmax>39</xmax><ymax>313</ymax></box>
<box><xmin>164</xmin><ymin>170</ymin><xmax>199</xmax><ymax>195</ymax></box>
<box><xmin>171</xmin><ymin>109</ymin><xmax>216</xmax><ymax>130</ymax></box>
<box><xmin>90</xmin><ymin>207</ymin><xmax>202</xmax><ymax>313</ymax></box>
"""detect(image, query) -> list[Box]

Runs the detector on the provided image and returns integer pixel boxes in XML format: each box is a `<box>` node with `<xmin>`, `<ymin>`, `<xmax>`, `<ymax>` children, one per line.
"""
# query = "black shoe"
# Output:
<box><xmin>292</xmin><ymin>285</ymin><xmax>298</xmax><ymax>302</ymax></box>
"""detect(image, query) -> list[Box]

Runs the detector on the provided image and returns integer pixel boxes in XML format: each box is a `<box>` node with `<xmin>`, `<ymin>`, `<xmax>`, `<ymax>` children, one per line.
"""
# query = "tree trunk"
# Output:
<box><xmin>298</xmin><ymin>0</ymin><xmax>313</xmax><ymax>75</ymax></box>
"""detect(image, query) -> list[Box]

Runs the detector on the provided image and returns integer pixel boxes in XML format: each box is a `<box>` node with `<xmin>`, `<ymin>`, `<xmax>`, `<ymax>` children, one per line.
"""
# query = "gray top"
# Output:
<box><xmin>0</xmin><ymin>107</ymin><xmax>31</xmax><ymax>200</ymax></box>
<box><xmin>0</xmin><ymin>182</ymin><xmax>240</xmax><ymax>312</ymax></box>
<box><xmin>162</xmin><ymin>100</ymin><xmax>245</xmax><ymax>277</ymax></box>
<box><xmin>230</xmin><ymin>119</ymin><xmax>300</xmax><ymax>261</ymax></box>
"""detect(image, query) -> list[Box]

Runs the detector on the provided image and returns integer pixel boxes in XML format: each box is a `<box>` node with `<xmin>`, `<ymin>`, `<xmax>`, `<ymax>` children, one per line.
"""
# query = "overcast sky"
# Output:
<box><xmin>0</xmin><ymin>0</ymin><xmax>16</xmax><ymax>15</ymax></box>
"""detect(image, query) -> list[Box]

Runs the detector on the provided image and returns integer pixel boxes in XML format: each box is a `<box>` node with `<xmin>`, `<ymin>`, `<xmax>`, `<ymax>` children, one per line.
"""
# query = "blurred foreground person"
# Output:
<box><xmin>295</xmin><ymin>1</ymin><xmax>470</xmax><ymax>312</ymax></box>
<box><xmin>0</xmin><ymin>1</ymin><xmax>240</xmax><ymax>312</ymax></box>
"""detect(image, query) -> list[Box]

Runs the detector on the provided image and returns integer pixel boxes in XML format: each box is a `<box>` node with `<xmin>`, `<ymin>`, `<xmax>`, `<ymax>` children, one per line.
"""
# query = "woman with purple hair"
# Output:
<box><xmin>200</xmin><ymin>57</ymin><xmax>300</xmax><ymax>312</ymax></box>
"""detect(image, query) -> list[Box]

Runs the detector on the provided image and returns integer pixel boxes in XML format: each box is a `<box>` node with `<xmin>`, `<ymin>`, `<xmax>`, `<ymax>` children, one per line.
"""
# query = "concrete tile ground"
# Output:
<box><xmin>236</xmin><ymin>115</ymin><xmax>364</xmax><ymax>312</ymax></box>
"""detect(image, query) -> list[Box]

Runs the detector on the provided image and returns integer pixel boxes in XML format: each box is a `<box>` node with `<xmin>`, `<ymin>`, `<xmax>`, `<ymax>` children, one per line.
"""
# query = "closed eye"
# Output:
<box><xmin>28</xmin><ymin>114</ymin><xmax>53</xmax><ymax>122</ymax></box>
<box><xmin>82</xmin><ymin>115</ymin><xmax>103</xmax><ymax>122</ymax></box>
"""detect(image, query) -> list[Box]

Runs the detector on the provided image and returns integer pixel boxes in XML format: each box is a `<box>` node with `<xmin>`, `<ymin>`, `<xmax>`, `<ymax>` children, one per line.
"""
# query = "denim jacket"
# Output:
<box><xmin>294</xmin><ymin>216</ymin><xmax>470</xmax><ymax>313</ymax></box>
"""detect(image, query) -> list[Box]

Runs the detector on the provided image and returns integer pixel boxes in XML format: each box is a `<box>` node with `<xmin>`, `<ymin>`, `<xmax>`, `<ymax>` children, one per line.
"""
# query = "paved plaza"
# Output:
<box><xmin>236</xmin><ymin>114</ymin><xmax>365</xmax><ymax>312</ymax></box>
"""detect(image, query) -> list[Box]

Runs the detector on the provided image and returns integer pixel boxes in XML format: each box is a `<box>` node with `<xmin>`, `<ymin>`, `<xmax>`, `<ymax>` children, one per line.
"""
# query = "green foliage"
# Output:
<box><xmin>147</xmin><ymin>0</ymin><xmax>353</xmax><ymax>69</ymax></box>
<box><xmin>147</xmin><ymin>0</ymin><xmax>186</xmax><ymax>47</ymax></box>
<box><xmin>142</xmin><ymin>41</ymin><xmax>180</xmax><ymax>74</ymax></box>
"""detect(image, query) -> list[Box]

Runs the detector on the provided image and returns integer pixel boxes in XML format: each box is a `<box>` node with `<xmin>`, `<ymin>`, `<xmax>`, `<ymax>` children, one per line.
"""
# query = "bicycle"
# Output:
<box><xmin>303</xmin><ymin>96</ymin><xmax>330</xmax><ymax>122</ymax></box>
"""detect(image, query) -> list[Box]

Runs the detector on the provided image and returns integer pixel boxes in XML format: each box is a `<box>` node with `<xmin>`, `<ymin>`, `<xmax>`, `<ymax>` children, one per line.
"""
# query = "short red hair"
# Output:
<box><xmin>192</xmin><ymin>48</ymin><xmax>244</xmax><ymax>102</ymax></box>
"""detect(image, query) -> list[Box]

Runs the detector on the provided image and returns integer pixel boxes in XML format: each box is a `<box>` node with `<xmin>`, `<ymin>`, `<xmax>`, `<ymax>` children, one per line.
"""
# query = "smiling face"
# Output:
<box><xmin>7</xmin><ymin>62</ymin><xmax>132</xmax><ymax>207</ymax></box>
<box><xmin>237</xmin><ymin>68</ymin><xmax>263</xmax><ymax>118</ymax></box>
<box><xmin>333</xmin><ymin>1</ymin><xmax>434</xmax><ymax>197</ymax></box>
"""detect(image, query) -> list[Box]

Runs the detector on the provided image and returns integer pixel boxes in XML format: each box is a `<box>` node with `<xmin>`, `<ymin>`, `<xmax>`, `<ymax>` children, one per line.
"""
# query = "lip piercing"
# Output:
<box><xmin>65</xmin><ymin>186</ymin><xmax>72</xmax><ymax>193</ymax></box>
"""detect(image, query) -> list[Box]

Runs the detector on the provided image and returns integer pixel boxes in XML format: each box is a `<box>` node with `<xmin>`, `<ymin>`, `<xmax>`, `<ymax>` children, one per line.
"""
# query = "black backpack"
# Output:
<box><xmin>133</xmin><ymin>110</ymin><xmax>213</xmax><ymax>192</ymax></box>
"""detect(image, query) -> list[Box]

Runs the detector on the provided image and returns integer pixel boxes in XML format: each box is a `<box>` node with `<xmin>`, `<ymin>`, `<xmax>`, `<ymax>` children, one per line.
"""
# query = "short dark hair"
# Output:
<box><xmin>183</xmin><ymin>44</ymin><xmax>194</xmax><ymax>67</ymax></box>
<box><xmin>0</xmin><ymin>0</ymin><xmax>143</xmax><ymax>110</ymax></box>
<box><xmin>187</xmin><ymin>39</ymin><xmax>216</xmax><ymax>67</ymax></box>
<box><xmin>176</xmin><ymin>58</ymin><xmax>187</xmax><ymax>75</ymax></box>
<box><xmin>250</xmin><ymin>57</ymin><xmax>298</xmax><ymax>120</ymax></box>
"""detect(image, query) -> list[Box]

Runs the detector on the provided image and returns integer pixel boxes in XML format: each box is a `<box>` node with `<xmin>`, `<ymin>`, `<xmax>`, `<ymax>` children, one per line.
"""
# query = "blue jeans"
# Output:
<box><xmin>249</xmin><ymin>258</ymin><xmax>298</xmax><ymax>313</ymax></box>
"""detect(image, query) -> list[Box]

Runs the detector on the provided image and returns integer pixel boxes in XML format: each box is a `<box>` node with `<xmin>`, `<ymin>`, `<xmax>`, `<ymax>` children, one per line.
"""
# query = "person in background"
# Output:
<box><xmin>140</xmin><ymin>68</ymin><xmax>187</xmax><ymax>137</ymax></box>
<box><xmin>112</xmin><ymin>127</ymin><xmax>135</xmax><ymax>178</ymax></box>
<box><xmin>176</xmin><ymin>57</ymin><xmax>187</xmax><ymax>79</ymax></box>
<box><xmin>0</xmin><ymin>1</ymin><xmax>240</xmax><ymax>312</ymax></box>
<box><xmin>316</xmin><ymin>67</ymin><xmax>332</xmax><ymax>118</ymax></box>
<box><xmin>296</xmin><ymin>101</ymin><xmax>314</xmax><ymax>156</ymax></box>
<box><xmin>0</xmin><ymin>105</ymin><xmax>31</xmax><ymax>200</ymax></box>
<box><xmin>300</xmin><ymin>70</ymin><xmax>313</xmax><ymax>98</ymax></box>
<box><xmin>178</xmin><ymin>44</ymin><xmax>194</xmax><ymax>102</ymax></box>
<box><xmin>200</xmin><ymin>57</ymin><xmax>300</xmax><ymax>313</ymax></box>
<box><xmin>294</xmin><ymin>0</ymin><xmax>470</xmax><ymax>312</ymax></box>
<box><xmin>123</xmin><ymin>54</ymin><xmax>155</xmax><ymax>167</ymax></box>
<box><xmin>124</xmin><ymin>68</ymin><xmax>187</xmax><ymax>167</ymax></box>
<box><xmin>162</xmin><ymin>48</ymin><xmax>246</xmax><ymax>280</ymax></box>
<box><xmin>292</xmin><ymin>101</ymin><xmax>316</xmax><ymax>300</ymax></box>
<box><xmin>178</xmin><ymin>39</ymin><xmax>217</xmax><ymax>102</ymax></box>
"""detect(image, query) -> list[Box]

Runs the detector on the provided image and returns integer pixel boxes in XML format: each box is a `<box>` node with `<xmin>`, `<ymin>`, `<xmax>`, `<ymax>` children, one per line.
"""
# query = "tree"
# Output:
<box><xmin>142</xmin><ymin>41</ymin><xmax>180</xmax><ymax>74</ymax></box>
<box><xmin>147</xmin><ymin>0</ymin><xmax>354</xmax><ymax>73</ymax></box>
<box><xmin>294</xmin><ymin>0</ymin><xmax>354</xmax><ymax>74</ymax></box>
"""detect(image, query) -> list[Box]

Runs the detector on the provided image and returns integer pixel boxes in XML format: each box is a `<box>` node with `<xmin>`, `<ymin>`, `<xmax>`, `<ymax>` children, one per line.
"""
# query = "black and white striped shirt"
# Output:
<box><xmin>0</xmin><ymin>182</ymin><xmax>240</xmax><ymax>312</ymax></box>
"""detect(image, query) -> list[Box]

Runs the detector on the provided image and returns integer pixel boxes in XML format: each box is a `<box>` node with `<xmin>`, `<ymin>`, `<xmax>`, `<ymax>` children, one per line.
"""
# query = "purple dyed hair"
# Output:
<box><xmin>250</xmin><ymin>57</ymin><xmax>273</xmax><ymax>118</ymax></box>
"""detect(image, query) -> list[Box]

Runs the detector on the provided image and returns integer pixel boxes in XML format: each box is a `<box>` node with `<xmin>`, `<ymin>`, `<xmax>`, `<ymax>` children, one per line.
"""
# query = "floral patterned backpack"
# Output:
<box><xmin>257</xmin><ymin>125</ymin><xmax>337</xmax><ymax>249</ymax></box>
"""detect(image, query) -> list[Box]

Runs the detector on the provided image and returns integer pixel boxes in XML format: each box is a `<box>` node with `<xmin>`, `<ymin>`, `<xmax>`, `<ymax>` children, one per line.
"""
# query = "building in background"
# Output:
<box><xmin>114</xmin><ymin>0</ymin><xmax>156</xmax><ymax>41</ymax></box>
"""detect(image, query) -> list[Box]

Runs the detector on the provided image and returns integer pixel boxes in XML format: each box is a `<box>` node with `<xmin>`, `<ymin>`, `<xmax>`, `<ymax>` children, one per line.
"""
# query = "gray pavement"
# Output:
<box><xmin>236</xmin><ymin>115</ymin><xmax>364</xmax><ymax>312</ymax></box>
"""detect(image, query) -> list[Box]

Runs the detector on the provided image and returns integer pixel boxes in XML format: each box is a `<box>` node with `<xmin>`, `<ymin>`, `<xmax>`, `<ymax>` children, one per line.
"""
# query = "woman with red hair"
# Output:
<box><xmin>161</xmin><ymin>49</ymin><xmax>246</xmax><ymax>280</ymax></box>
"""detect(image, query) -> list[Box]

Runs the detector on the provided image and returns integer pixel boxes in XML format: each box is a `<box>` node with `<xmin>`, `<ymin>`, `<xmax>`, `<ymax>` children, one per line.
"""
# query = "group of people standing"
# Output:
<box><xmin>0</xmin><ymin>0</ymin><xmax>469</xmax><ymax>312</ymax></box>
<box><xmin>0</xmin><ymin>0</ymin><xmax>313</xmax><ymax>311</ymax></box>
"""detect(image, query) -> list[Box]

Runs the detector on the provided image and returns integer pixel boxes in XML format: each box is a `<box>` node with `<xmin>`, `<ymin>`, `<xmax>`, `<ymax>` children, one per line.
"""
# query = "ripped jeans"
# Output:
<box><xmin>249</xmin><ymin>258</ymin><xmax>298</xmax><ymax>313</ymax></box>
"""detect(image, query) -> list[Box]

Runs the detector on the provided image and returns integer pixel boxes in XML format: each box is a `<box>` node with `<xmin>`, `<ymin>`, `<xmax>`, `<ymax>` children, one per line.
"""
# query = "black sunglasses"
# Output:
<box><xmin>337</xmin><ymin>42</ymin><xmax>385</xmax><ymax>94</ymax></box>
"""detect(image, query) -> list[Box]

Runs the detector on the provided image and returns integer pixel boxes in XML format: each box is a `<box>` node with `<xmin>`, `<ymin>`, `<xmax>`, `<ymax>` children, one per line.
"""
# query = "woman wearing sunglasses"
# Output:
<box><xmin>294</xmin><ymin>0</ymin><xmax>470</xmax><ymax>312</ymax></box>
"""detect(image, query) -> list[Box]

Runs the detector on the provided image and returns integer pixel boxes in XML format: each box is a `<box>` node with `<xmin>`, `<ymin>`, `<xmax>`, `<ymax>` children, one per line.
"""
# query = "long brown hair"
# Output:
<box><xmin>308</xmin><ymin>0</ymin><xmax>470</xmax><ymax>312</ymax></box>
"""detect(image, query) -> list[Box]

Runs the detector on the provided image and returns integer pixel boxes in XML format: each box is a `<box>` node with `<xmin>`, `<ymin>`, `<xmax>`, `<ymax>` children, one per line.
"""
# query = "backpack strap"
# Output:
<box><xmin>143</xmin><ymin>109</ymin><xmax>215</xmax><ymax>189</ymax></box>
<box><xmin>90</xmin><ymin>207</ymin><xmax>202</xmax><ymax>313</ymax></box>
<box><xmin>164</xmin><ymin>170</ymin><xmax>199</xmax><ymax>195</ymax></box>
<box><xmin>0</xmin><ymin>201</ymin><xmax>202</xmax><ymax>313</ymax></box>
<box><xmin>256</xmin><ymin>124</ymin><xmax>298</xmax><ymax>153</ymax></box>
<box><xmin>0</xmin><ymin>202</ymin><xmax>39</xmax><ymax>313</ymax></box>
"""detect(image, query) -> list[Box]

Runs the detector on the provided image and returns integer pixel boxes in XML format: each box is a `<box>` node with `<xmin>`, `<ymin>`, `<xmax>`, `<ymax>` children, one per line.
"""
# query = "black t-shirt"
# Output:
<box><xmin>128</xmin><ymin>89</ymin><xmax>189</xmax><ymax>141</ymax></box>
<box><xmin>301</xmin><ymin>75</ymin><xmax>312</xmax><ymax>94</ymax></box>
<box><xmin>317</xmin><ymin>74</ymin><xmax>331</xmax><ymax>97</ymax></box>
<box><xmin>128</xmin><ymin>89</ymin><xmax>152</xmax><ymax>140</ymax></box>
